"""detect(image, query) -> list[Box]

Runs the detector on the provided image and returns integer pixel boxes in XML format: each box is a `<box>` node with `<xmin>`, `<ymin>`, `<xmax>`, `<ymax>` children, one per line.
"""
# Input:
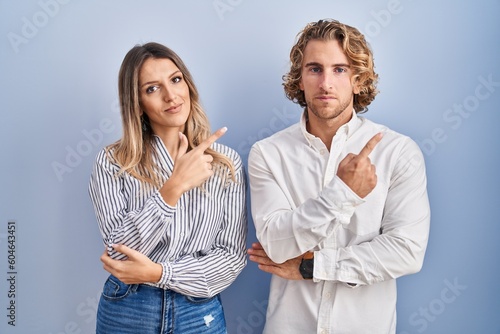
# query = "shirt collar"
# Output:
<box><xmin>300</xmin><ymin>109</ymin><xmax>362</xmax><ymax>149</ymax></box>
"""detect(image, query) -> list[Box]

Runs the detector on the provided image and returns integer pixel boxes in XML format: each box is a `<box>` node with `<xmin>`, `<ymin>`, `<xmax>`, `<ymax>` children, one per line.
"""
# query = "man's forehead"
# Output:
<box><xmin>302</xmin><ymin>39</ymin><xmax>349</xmax><ymax>65</ymax></box>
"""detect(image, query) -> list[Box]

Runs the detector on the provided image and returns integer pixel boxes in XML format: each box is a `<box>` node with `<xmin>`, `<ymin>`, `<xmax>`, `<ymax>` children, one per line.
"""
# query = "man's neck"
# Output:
<box><xmin>306</xmin><ymin>110</ymin><xmax>352</xmax><ymax>151</ymax></box>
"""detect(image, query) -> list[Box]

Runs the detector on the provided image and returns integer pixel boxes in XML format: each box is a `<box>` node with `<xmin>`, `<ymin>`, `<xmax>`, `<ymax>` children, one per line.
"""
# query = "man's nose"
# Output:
<box><xmin>319</xmin><ymin>73</ymin><xmax>334</xmax><ymax>91</ymax></box>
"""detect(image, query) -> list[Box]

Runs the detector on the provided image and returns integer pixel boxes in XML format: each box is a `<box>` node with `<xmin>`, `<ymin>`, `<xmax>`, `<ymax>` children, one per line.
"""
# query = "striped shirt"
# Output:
<box><xmin>88</xmin><ymin>136</ymin><xmax>247</xmax><ymax>298</ymax></box>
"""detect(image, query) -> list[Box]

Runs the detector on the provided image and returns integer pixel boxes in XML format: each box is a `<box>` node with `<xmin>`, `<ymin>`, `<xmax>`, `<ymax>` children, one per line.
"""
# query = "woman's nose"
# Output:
<box><xmin>162</xmin><ymin>87</ymin><xmax>176</xmax><ymax>102</ymax></box>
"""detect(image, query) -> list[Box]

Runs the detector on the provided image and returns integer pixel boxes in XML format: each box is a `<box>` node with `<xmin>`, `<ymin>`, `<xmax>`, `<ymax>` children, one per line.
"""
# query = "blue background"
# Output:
<box><xmin>1</xmin><ymin>1</ymin><xmax>499</xmax><ymax>333</ymax></box>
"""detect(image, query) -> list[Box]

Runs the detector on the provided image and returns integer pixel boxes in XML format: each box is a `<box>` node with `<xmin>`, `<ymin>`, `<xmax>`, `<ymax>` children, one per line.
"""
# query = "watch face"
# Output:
<box><xmin>299</xmin><ymin>258</ymin><xmax>314</xmax><ymax>279</ymax></box>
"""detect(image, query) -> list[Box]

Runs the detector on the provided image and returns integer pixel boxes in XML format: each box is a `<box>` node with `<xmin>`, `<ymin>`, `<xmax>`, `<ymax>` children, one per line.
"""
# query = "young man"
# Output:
<box><xmin>247</xmin><ymin>19</ymin><xmax>430</xmax><ymax>333</ymax></box>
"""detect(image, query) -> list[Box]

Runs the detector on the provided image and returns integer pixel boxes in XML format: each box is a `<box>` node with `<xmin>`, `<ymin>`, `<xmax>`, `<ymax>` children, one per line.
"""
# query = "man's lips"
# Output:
<box><xmin>316</xmin><ymin>95</ymin><xmax>336</xmax><ymax>101</ymax></box>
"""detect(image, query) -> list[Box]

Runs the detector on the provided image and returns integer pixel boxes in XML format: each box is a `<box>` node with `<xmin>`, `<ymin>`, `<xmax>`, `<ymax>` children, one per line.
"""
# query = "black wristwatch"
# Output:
<box><xmin>299</xmin><ymin>252</ymin><xmax>314</xmax><ymax>280</ymax></box>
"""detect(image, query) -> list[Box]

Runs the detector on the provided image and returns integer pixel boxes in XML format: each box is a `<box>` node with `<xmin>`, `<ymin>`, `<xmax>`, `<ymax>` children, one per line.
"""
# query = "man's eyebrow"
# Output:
<box><xmin>304</xmin><ymin>62</ymin><xmax>351</xmax><ymax>68</ymax></box>
<box><xmin>333</xmin><ymin>63</ymin><xmax>351</xmax><ymax>68</ymax></box>
<box><xmin>304</xmin><ymin>62</ymin><xmax>323</xmax><ymax>68</ymax></box>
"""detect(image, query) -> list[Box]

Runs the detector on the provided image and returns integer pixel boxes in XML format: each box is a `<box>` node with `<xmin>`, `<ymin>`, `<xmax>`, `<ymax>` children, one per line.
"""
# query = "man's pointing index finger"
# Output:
<box><xmin>358</xmin><ymin>132</ymin><xmax>383</xmax><ymax>158</ymax></box>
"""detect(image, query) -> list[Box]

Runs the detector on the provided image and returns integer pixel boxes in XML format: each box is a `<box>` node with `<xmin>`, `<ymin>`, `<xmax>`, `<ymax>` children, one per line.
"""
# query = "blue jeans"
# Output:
<box><xmin>96</xmin><ymin>275</ymin><xmax>227</xmax><ymax>334</ymax></box>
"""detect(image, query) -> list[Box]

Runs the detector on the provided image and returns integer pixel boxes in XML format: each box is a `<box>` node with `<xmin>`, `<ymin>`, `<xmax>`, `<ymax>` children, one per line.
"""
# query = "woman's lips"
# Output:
<box><xmin>165</xmin><ymin>104</ymin><xmax>181</xmax><ymax>113</ymax></box>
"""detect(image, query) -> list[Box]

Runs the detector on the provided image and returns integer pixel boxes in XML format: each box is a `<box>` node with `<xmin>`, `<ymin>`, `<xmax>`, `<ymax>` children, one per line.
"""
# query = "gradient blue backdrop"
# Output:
<box><xmin>1</xmin><ymin>1</ymin><xmax>499</xmax><ymax>333</ymax></box>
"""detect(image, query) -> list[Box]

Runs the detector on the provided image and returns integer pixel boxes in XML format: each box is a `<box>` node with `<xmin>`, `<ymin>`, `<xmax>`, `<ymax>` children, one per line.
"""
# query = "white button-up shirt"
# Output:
<box><xmin>248</xmin><ymin>111</ymin><xmax>430</xmax><ymax>333</ymax></box>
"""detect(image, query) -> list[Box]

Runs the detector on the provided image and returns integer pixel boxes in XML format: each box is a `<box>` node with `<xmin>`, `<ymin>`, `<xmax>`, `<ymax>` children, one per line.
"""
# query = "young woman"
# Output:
<box><xmin>88</xmin><ymin>42</ymin><xmax>247</xmax><ymax>334</ymax></box>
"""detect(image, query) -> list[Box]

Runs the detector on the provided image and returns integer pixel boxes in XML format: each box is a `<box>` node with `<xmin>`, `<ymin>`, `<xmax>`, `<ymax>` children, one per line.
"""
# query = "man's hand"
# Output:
<box><xmin>101</xmin><ymin>244</ymin><xmax>162</xmax><ymax>284</ymax></box>
<box><xmin>337</xmin><ymin>133</ymin><xmax>383</xmax><ymax>198</ymax></box>
<box><xmin>247</xmin><ymin>242</ymin><xmax>305</xmax><ymax>280</ymax></box>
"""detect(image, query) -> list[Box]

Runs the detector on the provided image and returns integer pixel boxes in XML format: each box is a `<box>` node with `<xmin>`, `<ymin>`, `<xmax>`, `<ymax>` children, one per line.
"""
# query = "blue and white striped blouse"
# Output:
<box><xmin>88</xmin><ymin>136</ymin><xmax>247</xmax><ymax>298</ymax></box>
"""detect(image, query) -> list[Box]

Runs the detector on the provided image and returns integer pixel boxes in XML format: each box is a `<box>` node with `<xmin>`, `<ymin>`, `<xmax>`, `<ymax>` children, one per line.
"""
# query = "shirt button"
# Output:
<box><xmin>320</xmin><ymin>149</ymin><xmax>327</xmax><ymax>155</ymax></box>
<box><xmin>325</xmin><ymin>291</ymin><xmax>332</xmax><ymax>299</ymax></box>
<box><xmin>320</xmin><ymin>329</ymin><xmax>327</xmax><ymax>334</ymax></box>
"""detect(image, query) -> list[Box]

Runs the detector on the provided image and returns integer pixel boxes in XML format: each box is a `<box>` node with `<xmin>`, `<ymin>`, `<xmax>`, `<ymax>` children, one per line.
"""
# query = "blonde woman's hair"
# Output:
<box><xmin>107</xmin><ymin>42</ymin><xmax>235</xmax><ymax>186</ymax></box>
<box><xmin>283</xmin><ymin>19</ymin><xmax>379</xmax><ymax>113</ymax></box>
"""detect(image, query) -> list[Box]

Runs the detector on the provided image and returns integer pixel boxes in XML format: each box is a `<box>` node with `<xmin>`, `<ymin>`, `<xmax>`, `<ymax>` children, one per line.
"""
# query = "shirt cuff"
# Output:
<box><xmin>321</xmin><ymin>176</ymin><xmax>365</xmax><ymax>225</ymax></box>
<box><xmin>158</xmin><ymin>262</ymin><xmax>173</xmax><ymax>286</ymax></box>
<box><xmin>152</xmin><ymin>190</ymin><xmax>177</xmax><ymax>215</ymax></box>
<box><xmin>314</xmin><ymin>249</ymin><xmax>361</xmax><ymax>287</ymax></box>
<box><xmin>313</xmin><ymin>248</ymin><xmax>337</xmax><ymax>282</ymax></box>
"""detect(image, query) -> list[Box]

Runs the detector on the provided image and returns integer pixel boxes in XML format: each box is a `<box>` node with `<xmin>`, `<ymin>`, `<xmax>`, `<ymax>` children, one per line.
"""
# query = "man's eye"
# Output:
<box><xmin>334</xmin><ymin>67</ymin><xmax>347</xmax><ymax>73</ymax></box>
<box><xmin>310</xmin><ymin>67</ymin><xmax>321</xmax><ymax>73</ymax></box>
<box><xmin>146</xmin><ymin>86</ymin><xmax>159</xmax><ymax>94</ymax></box>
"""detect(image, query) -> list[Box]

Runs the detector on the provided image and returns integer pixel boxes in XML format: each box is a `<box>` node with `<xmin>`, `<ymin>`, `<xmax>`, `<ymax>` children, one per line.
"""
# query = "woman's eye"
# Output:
<box><xmin>172</xmin><ymin>76</ymin><xmax>182</xmax><ymax>83</ymax></box>
<box><xmin>146</xmin><ymin>86</ymin><xmax>159</xmax><ymax>94</ymax></box>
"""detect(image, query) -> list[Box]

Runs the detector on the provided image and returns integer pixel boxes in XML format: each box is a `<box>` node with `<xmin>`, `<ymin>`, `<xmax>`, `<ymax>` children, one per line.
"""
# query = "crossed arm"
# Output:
<box><xmin>247</xmin><ymin>242</ymin><xmax>305</xmax><ymax>280</ymax></box>
<box><xmin>101</xmin><ymin>244</ymin><xmax>162</xmax><ymax>284</ymax></box>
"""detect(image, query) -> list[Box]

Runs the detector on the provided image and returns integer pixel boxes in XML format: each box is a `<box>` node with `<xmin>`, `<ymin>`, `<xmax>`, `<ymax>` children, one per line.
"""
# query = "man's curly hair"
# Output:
<box><xmin>283</xmin><ymin>19</ymin><xmax>379</xmax><ymax>113</ymax></box>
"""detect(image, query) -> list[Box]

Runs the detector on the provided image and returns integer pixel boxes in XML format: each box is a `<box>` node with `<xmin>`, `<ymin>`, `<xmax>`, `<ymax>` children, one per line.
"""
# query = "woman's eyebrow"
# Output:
<box><xmin>140</xmin><ymin>70</ymin><xmax>182</xmax><ymax>88</ymax></box>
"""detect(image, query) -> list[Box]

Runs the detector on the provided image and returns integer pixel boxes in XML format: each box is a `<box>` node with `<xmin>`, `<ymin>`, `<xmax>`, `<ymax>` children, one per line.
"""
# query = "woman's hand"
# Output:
<box><xmin>101</xmin><ymin>244</ymin><xmax>162</xmax><ymax>284</ymax></box>
<box><xmin>160</xmin><ymin>127</ymin><xmax>227</xmax><ymax>205</ymax></box>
